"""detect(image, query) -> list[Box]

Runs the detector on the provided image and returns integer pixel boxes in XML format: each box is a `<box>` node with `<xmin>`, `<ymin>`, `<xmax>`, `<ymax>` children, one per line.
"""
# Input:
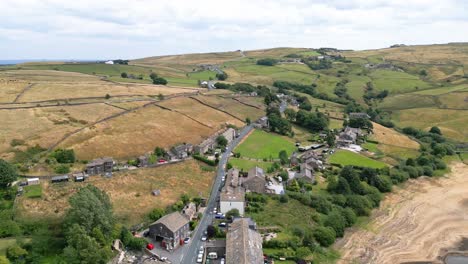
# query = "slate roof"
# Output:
<box><xmin>226</xmin><ymin>218</ymin><xmax>263</xmax><ymax>264</ymax></box>
<box><xmin>151</xmin><ymin>212</ymin><xmax>189</xmax><ymax>232</ymax></box>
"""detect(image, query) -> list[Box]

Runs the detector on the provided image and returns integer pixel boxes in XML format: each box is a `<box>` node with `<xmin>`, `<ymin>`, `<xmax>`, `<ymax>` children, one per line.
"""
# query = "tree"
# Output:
<box><xmin>120</xmin><ymin>72</ymin><xmax>128</xmax><ymax>78</ymax></box>
<box><xmin>51</xmin><ymin>149</ymin><xmax>76</xmax><ymax>163</ymax></box>
<box><xmin>63</xmin><ymin>224</ymin><xmax>111</xmax><ymax>264</ymax></box>
<box><xmin>419</xmin><ymin>69</ymin><xmax>427</xmax><ymax>76</ymax></box>
<box><xmin>149</xmin><ymin>72</ymin><xmax>158</xmax><ymax>79</ymax></box>
<box><xmin>340</xmin><ymin>166</ymin><xmax>364</xmax><ymax>194</ymax></box>
<box><xmin>105</xmin><ymin>93</ymin><xmax>111</xmax><ymax>99</ymax></box>
<box><xmin>257</xmin><ymin>58</ymin><xmax>278</xmax><ymax>66</ymax></box>
<box><xmin>207</xmin><ymin>225</ymin><xmax>216</xmax><ymax>238</ymax></box>
<box><xmin>148</xmin><ymin>208</ymin><xmax>165</xmax><ymax>221</ymax></box>
<box><xmin>429</xmin><ymin>126</ymin><xmax>442</xmax><ymax>135</ymax></box>
<box><xmin>278</xmin><ymin>150</ymin><xmax>289</xmax><ymax>165</ymax></box>
<box><xmin>245</xmin><ymin>117</ymin><xmax>251</xmax><ymax>124</ymax></box>
<box><xmin>181</xmin><ymin>193</ymin><xmax>190</xmax><ymax>205</ymax></box>
<box><xmin>157</xmin><ymin>93</ymin><xmax>164</xmax><ymax>100</ymax></box>
<box><xmin>225</xmin><ymin>209</ymin><xmax>240</xmax><ymax>220</ymax></box>
<box><xmin>326</xmin><ymin>131</ymin><xmax>335</xmax><ymax>147</ymax></box>
<box><xmin>154</xmin><ymin>147</ymin><xmax>167</xmax><ymax>157</ymax></box>
<box><xmin>64</xmin><ymin>185</ymin><xmax>114</xmax><ymax>236</ymax></box>
<box><xmin>324</xmin><ymin>210</ymin><xmax>347</xmax><ymax>237</ymax></box>
<box><xmin>152</xmin><ymin>77</ymin><xmax>168</xmax><ymax>85</ymax></box>
<box><xmin>216</xmin><ymin>72</ymin><xmax>228</xmax><ymax>80</ymax></box>
<box><xmin>0</xmin><ymin>159</ymin><xmax>17</xmax><ymax>188</ymax></box>
<box><xmin>313</xmin><ymin>226</ymin><xmax>336</xmax><ymax>247</ymax></box>
<box><xmin>284</xmin><ymin>109</ymin><xmax>296</xmax><ymax>121</ymax></box>
<box><xmin>216</xmin><ymin>135</ymin><xmax>228</xmax><ymax>148</ymax></box>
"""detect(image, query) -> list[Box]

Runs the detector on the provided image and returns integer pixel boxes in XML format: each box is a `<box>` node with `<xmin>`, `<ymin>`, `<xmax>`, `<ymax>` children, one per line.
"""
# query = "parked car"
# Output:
<box><xmin>184</xmin><ymin>237</ymin><xmax>190</xmax><ymax>244</ymax></box>
<box><xmin>215</xmin><ymin>213</ymin><xmax>225</xmax><ymax>219</ymax></box>
<box><xmin>196</xmin><ymin>254</ymin><xmax>203</xmax><ymax>263</ymax></box>
<box><xmin>218</xmin><ymin>222</ymin><xmax>226</xmax><ymax>228</ymax></box>
<box><xmin>158</xmin><ymin>159</ymin><xmax>167</xmax><ymax>163</ymax></box>
<box><xmin>201</xmin><ymin>236</ymin><xmax>207</xmax><ymax>241</ymax></box>
<box><xmin>221</xmin><ymin>258</ymin><xmax>225</xmax><ymax>264</ymax></box>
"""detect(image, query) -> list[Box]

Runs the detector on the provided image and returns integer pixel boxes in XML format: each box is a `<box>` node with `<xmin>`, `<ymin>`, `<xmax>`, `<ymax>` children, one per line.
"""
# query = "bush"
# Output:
<box><xmin>152</xmin><ymin>77</ymin><xmax>168</xmax><ymax>85</ymax></box>
<box><xmin>279</xmin><ymin>195</ymin><xmax>289</xmax><ymax>203</ymax></box>
<box><xmin>192</xmin><ymin>154</ymin><xmax>217</xmax><ymax>166</ymax></box>
<box><xmin>422</xmin><ymin>166</ymin><xmax>434</xmax><ymax>176</ymax></box>
<box><xmin>6</xmin><ymin>245</ymin><xmax>27</xmax><ymax>262</ymax></box>
<box><xmin>50</xmin><ymin>149</ymin><xmax>75</xmax><ymax>163</ymax></box>
<box><xmin>148</xmin><ymin>208</ymin><xmax>165</xmax><ymax>221</ymax></box>
<box><xmin>313</xmin><ymin>226</ymin><xmax>336</xmax><ymax>247</ymax></box>
<box><xmin>120</xmin><ymin>227</ymin><xmax>146</xmax><ymax>250</ymax></box>
<box><xmin>54</xmin><ymin>164</ymin><xmax>70</xmax><ymax>174</ymax></box>
<box><xmin>120</xmin><ymin>72</ymin><xmax>128</xmax><ymax>78</ymax></box>
<box><xmin>257</xmin><ymin>58</ymin><xmax>278</xmax><ymax>66</ymax></box>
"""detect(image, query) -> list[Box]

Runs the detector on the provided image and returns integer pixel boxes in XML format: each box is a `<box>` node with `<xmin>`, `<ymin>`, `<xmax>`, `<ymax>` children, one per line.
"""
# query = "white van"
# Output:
<box><xmin>207</xmin><ymin>252</ymin><xmax>218</xmax><ymax>259</ymax></box>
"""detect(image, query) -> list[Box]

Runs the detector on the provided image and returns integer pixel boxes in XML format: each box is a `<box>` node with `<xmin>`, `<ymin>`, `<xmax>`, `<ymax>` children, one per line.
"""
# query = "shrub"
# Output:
<box><xmin>257</xmin><ymin>58</ymin><xmax>278</xmax><ymax>66</ymax></box>
<box><xmin>313</xmin><ymin>226</ymin><xmax>336</xmax><ymax>247</ymax></box>
<box><xmin>50</xmin><ymin>149</ymin><xmax>76</xmax><ymax>163</ymax></box>
<box><xmin>192</xmin><ymin>154</ymin><xmax>217</xmax><ymax>166</ymax></box>
<box><xmin>422</xmin><ymin>166</ymin><xmax>434</xmax><ymax>176</ymax></box>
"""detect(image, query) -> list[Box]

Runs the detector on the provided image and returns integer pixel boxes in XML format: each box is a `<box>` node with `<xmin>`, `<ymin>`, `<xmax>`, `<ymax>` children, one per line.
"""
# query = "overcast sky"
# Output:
<box><xmin>1</xmin><ymin>0</ymin><xmax>467</xmax><ymax>60</ymax></box>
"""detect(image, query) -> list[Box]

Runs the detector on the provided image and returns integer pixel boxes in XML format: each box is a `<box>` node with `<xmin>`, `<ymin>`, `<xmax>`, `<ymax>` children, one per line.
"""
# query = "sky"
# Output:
<box><xmin>1</xmin><ymin>0</ymin><xmax>467</xmax><ymax>60</ymax></box>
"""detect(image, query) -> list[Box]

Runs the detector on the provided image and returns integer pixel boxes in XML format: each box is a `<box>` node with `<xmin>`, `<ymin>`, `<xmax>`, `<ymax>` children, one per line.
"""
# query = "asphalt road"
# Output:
<box><xmin>180</xmin><ymin>124</ymin><xmax>254</xmax><ymax>264</ymax></box>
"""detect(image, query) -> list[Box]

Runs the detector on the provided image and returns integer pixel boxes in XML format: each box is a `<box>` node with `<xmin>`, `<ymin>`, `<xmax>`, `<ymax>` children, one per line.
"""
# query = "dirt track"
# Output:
<box><xmin>335</xmin><ymin>162</ymin><xmax>468</xmax><ymax>264</ymax></box>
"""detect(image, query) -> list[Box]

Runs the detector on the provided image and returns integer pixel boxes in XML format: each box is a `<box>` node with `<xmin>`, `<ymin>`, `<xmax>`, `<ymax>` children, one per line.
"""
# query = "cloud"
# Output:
<box><xmin>0</xmin><ymin>0</ymin><xmax>467</xmax><ymax>59</ymax></box>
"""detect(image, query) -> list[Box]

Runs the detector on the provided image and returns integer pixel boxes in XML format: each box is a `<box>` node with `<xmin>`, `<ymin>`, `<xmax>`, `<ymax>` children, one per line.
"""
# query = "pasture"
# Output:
<box><xmin>329</xmin><ymin>150</ymin><xmax>388</xmax><ymax>169</ymax></box>
<box><xmin>194</xmin><ymin>95</ymin><xmax>265</xmax><ymax>121</ymax></box>
<box><xmin>391</xmin><ymin>108</ymin><xmax>468</xmax><ymax>142</ymax></box>
<box><xmin>369</xmin><ymin>69</ymin><xmax>432</xmax><ymax>94</ymax></box>
<box><xmin>16</xmin><ymin>160</ymin><xmax>215</xmax><ymax>226</ymax></box>
<box><xmin>234</xmin><ymin>129</ymin><xmax>296</xmax><ymax>159</ymax></box>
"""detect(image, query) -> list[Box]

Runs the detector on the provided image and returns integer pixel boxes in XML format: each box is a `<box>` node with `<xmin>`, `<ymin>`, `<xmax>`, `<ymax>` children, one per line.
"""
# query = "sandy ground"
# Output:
<box><xmin>335</xmin><ymin>162</ymin><xmax>468</xmax><ymax>264</ymax></box>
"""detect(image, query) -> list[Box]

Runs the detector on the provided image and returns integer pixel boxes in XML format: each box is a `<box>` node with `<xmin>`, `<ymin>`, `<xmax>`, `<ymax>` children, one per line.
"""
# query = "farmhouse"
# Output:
<box><xmin>194</xmin><ymin>128</ymin><xmax>234</xmax><ymax>154</ymax></box>
<box><xmin>104</xmin><ymin>60</ymin><xmax>114</xmax><ymax>65</ymax></box>
<box><xmin>26</xmin><ymin>178</ymin><xmax>40</xmax><ymax>185</ymax></box>
<box><xmin>242</xmin><ymin>167</ymin><xmax>266</xmax><ymax>194</ymax></box>
<box><xmin>254</xmin><ymin>116</ymin><xmax>269</xmax><ymax>129</ymax></box>
<box><xmin>170</xmin><ymin>143</ymin><xmax>193</xmax><ymax>159</ymax></box>
<box><xmin>301</xmin><ymin>150</ymin><xmax>323</xmax><ymax>170</ymax></box>
<box><xmin>138</xmin><ymin>155</ymin><xmax>148</xmax><ymax>167</ymax></box>
<box><xmin>296</xmin><ymin>163</ymin><xmax>315</xmax><ymax>183</ymax></box>
<box><xmin>220</xmin><ymin>168</ymin><xmax>245</xmax><ymax>215</ymax></box>
<box><xmin>226</xmin><ymin>218</ymin><xmax>263</xmax><ymax>264</ymax></box>
<box><xmin>337</xmin><ymin>127</ymin><xmax>362</xmax><ymax>147</ymax></box>
<box><xmin>181</xmin><ymin>202</ymin><xmax>197</xmax><ymax>221</ymax></box>
<box><xmin>86</xmin><ymin>157</ymin><xmax>114</xmax><ymax>175</ymax></box>
<box><xmin>148</xmin><ymin>212</ymin><xmax>190</xmax><ymax>250</ymax></box>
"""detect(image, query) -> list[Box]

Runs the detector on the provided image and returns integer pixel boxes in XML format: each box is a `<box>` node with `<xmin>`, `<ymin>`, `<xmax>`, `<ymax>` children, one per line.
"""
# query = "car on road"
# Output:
<box><xmin>196</xmin><ymin>253</ymin><xmax>203</xmax><ymax>263</ymax></box>
<box><xmin>220</xmin><ymin>258</ymin><xmax>225</xmax><ymax>264</ymax></box>
<box><xmin>212</xmin><ymin>208</ymin><xmax>217</xmax><ymax>214</ymax></box>
<box><xmin>215</xmin><ymin>213</ymin><xmax>225</xmax><ymax>219</ymax></box>
<box><xmin>184</xmin><ymin>237</ymin><xmax>190</xmax><ymax>244</ymax></box>
<box><xmin>201</xmin><ymin>235</ymin><xmax>207</xmax><ymax>241</ymax></box>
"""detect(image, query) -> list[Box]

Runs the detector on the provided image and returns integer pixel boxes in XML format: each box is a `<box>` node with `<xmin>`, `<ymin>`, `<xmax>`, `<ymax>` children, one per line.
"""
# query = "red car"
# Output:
<box><xmin>158</xmin><ymin>159</ymin><xmax>167</xmax><ymax>163</ymax></box>
<box><xmin>146</xmin><ymin>243</ymin><xmax>154</xmax><ymax>250</ymax></box>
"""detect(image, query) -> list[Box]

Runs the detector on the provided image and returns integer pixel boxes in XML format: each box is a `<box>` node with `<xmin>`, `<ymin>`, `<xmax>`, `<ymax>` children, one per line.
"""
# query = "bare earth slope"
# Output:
<box><xmin>335</xmin><ymin>162</ymin><xmax>468</xmax><ymax>264</ymax></box>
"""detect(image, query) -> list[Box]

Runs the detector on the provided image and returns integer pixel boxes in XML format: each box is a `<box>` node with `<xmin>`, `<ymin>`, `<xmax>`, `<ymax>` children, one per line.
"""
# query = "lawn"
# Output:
<box><xmin>329</xmin><ymin>150</ymin><xmax>388</xmax><ymax>169</ymax></box>
<box><xmin>235</xmin><ymin>129</ymin><xmax>296</xmax><ymax>159</ymax></box>
<box><xmin>24</xmin><ymin>184</ymin><xmax>42</xmax><ymax>198</ymax></box>
<box><xmin>228</xmin><ymin>157</ymin><xmax>273</xmax><ymax>171</ymax></box>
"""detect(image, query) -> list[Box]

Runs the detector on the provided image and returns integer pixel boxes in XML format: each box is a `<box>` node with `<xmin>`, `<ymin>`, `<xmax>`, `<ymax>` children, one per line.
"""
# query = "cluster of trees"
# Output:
<box><xmin>257</xmin><ymin>58</ymin><xmax>279</xmax><ymax>66</ymax></box>
<box><xmin>120</xmin><ymin>72</ymin><xmax>144</xmax><ymax>80</ymax></box>
<box><xmin>273</xmin><ymin>80</ymin><xmax>351</xmax><ymax>105</ymax></box>
<box><xmin>149</xmin><ymin>72</ymin><xmax>168</xmax><ymax>85</ymax></box>
<box><xmin>266</xmin><ymin>107</ymin><xmax>292</xmax><ymax>136</ymax></box>
<box><xmin>363</xmin><ymin>82</ymin><xmax>389</xmax><ymax>105</ymax></box>
<box><xmin>333</xmin><ymin>80</ymin><xmax>352</xmax><ymax>101</ymax></box>
<box><xmin>48</xmin><ymin>149</ymin><xmax>76</xmax><ymax>174</ymax></box>
<box><xmin>284</xmin><ymin>109</ymin><xmax>329</xmax><ymax>133</ymax></box>
<box><xmin>296</xmin><ymin>96</ymin><xmax>312</xmax><ymax>111</ymax></box>
<box><xmin>215</xmin><ymin>72</ymin><xmax>228</xmax><ymax>80</ymax></box>
<box><xmin>305</xmin><ymin>59</ymin><xmax>332</xmax><ymax>70</ymax></box>
<box><xmin>348</xmin><ymin>117</ymin><xmax>373</xmax><ymax>130</ymax></box>
<box><xmin>113</xmin><ymin>59</ymin><xmax>129</xmax><ymax>65</ymax></box>
<box><xmin>214</xmin><ymin>82</ymin><xmax>271</xmax><ymax>97</ymax></box>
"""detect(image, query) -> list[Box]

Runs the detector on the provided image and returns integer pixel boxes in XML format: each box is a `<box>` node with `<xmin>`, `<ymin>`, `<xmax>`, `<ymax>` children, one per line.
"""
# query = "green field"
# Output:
<box><xmin>235</xmin><ymin>130</ymin><xmax>296</xmax><ymax>159</ymax></box>
<box><xmin>329</xmin><ymin>150</ymin><xmax>387</xmax><ymax>169</ymax></box>
<box><xmin>24</xmin><ymin>184</ymin><xmax>42</xmax><ymax>198</ymax></box>
<box><xmin>369</xmin><ymin>69</ymin><xmax>432</xmax><ymax>93</ymax></box>
<box><xmin>228</xmin><ymin>157</ymin><xmax>273</xmax><ymax>171</ymax></box>
<box><xmin>412</xmin><ymin>84</ymin><xmax>468</xmax><ymax>95</ymax></box>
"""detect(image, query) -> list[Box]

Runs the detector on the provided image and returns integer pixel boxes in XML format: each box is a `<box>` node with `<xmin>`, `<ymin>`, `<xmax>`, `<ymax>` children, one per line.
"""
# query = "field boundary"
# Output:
<box><xmin>12</xmin><ymin>83</ymin><xmax>35</xmax><ymax>103</ymax></box>
<box><xmin>231</xmin><ymin>97</ymin><xmax>263</xmax><ymax>109</ymax></box>
<box><xmin>188</xmin><ymin>96</ymin><xmax>245</xmax><ymax>122</ymax></box>
<box><xmin>153</xmin><ymin>103</ymin><xmax>213</xmax><ymax>128</ymax></box>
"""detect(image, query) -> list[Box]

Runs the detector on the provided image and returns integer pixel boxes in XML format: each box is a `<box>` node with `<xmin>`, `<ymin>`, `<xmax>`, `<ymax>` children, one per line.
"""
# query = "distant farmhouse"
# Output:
<box><xmin>170</xmin><ymin>143</ymin><xmax>193</xmax><ymax>159</ymax></box>
<box><xmin>336</xmin><ymin>127</ymin><xmax>363</xmax><ymax>147</ymax></box>
<box><xmin>194</xmin><ymin>127</ymin><xmax>236</xmax><ymax>154</ymax></box>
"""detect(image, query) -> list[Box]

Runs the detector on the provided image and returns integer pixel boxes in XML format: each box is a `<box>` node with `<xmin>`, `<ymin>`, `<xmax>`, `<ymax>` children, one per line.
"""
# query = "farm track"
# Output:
<box><xmin>12</xmin><ymin>83</ymin><xmax>35</xmax><ymax>102</ymax></box>
<box><xmin>188</xmin><ymin>96</ymin><xmax>245</xmax><ymax>122</ymax></box>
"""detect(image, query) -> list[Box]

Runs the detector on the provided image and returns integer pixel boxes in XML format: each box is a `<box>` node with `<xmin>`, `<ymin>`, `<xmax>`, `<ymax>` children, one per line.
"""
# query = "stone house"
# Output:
<box><xmin>242</xmin><ymin>167</ymin><xmax>266</xmax><ymax>194</ymax></box>
<box><xmin>170</xmin><ymin>143</ymin><xmax>193</xmax><ymax>159</ymax></box>
<box><xmin>148</xmin><ymin>212</ymin><xmax>190</xmax><ymax>250</ymax></box>
<box><xmin>220</xmin><ymin>169</ymin><xmax>245</xmax><ymax>215</ymax></box>
<box><xmin>86</xmin><ymin>157</ymin><xmax>114</xmax><ymax>175</ymax></box>
<box><xmin>226</xmin><ymin>218</ymin><xmax>263</xmax><ymax>264</ymax></box>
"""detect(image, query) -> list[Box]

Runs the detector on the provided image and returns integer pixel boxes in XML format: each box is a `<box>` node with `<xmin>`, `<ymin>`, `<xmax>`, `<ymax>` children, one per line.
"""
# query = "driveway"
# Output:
<box><xmin>180</xmin><ymin>124</ymin><xmax>254</xmax><ymax>264</ymax></box>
